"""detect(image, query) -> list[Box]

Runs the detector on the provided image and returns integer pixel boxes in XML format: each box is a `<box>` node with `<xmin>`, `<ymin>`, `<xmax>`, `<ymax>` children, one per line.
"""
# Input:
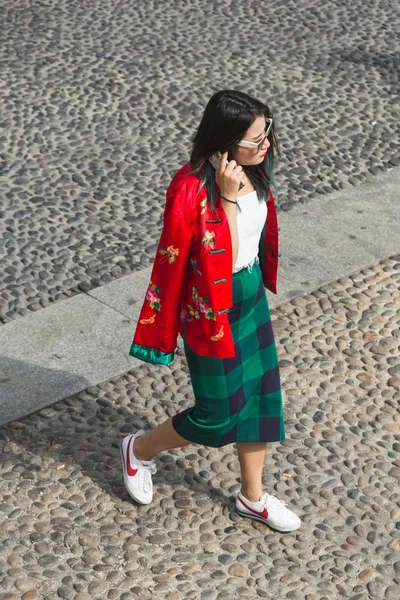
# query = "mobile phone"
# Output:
<box><xmin>209</xmin><ymin>151</ymin><xmax>245</xmax><ymax>191</ymax></box>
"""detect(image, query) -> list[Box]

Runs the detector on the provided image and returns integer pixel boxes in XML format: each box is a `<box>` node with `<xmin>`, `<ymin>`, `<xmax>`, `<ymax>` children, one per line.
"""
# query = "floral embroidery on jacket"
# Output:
<box><xmin>145</xmin><ymin>281</ymin><xmax>161</xmax><ymax>311</ymax></box>
<box><xmin>211</xmin><ymin>326</ymin><xmax>224</xmax><ymax>341</ymax></box>
<box><xmin>158</xmin><ymin>245</ymin><xmax>179</xmax><ymax>264</ymax></box>
<box><xmin>191</xmin><ymin>258</ymin><xmax>202</xmax><ymax>276</ymax></box>
<box><xmin>201</xmin><ymin>230</ymin><xmax>216</xmax><ymax>254</ymax></box>
<box><xmin>180</xmin><ymin>308</ymin><xmax>189</xmax><ymax>322</ymax></box>
<box><xmin>185</xmin><ymin>286</ymin><xmax>216</xmax><ymax>321</ymax></box>
<box><xmin>140</xmin><ymin>314</ymin><xmax>156</xmax><ymax>325</ymax></box>
<box><xmin>200</xmin><ymin>198</ymin><xmax>207</xmax><ymax>215</ymax></box>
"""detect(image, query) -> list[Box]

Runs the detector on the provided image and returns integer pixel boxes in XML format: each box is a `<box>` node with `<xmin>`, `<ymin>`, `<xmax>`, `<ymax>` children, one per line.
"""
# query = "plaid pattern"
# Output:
<box><xmin>172</xmin><ymin>261</ymin><xmax>285</xmax><ymax>447</ymax></box>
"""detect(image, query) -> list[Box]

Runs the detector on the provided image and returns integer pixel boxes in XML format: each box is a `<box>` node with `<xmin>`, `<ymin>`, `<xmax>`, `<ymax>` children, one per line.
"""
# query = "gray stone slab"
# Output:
<box><xmin>88</xmin><ymin>267</ymin><xmax>153</xmax><ymax>322</ymax></box>
<box><xmin>0</xmin><ymin>294</ymin><xmax>139</xmax><ymax>425</ymax></box>
<box><xmin>270</xmin><ymin>168</ymin><xmax>400</xmax><ymax>303</ymax></box>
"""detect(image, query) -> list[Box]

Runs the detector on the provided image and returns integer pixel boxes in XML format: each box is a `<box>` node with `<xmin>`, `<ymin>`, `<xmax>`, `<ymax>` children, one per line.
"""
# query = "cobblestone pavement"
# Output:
<box><xmin>1</xmin><ymin>256</ymin><xmax>399</xmax><ymax>600</ymax></box>
<box><xmin>1</xmin><ymin>0</ymin><xmax>399</xmax><ymax>324</ymax></box>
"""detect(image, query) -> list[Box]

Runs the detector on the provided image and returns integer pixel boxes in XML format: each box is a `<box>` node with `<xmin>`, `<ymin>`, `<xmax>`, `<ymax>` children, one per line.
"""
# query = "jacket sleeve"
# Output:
<box><xmin>129</xmin><ymin>177</ymin><xmax>194</xmax><ymax>365</ymax></box>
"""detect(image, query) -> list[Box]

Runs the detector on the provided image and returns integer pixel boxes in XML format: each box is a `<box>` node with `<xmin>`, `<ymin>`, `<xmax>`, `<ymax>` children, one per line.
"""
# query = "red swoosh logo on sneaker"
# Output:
<box><xmin>239</xmin><ymin>496</ymin><xmax>269</xmax><ymax>519</ymax></box>
<box><xmin>126</xmin><ymin>437</ymin><xmax>138</xmax><ymax>477</ymax></box>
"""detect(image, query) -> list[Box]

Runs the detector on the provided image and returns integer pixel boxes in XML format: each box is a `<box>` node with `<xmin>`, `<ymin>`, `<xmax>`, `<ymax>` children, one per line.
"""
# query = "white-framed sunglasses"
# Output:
<box><xmin>237</xmin><ymin>118</ymin><xmax>273</xmax><ymax>151</ymax></box>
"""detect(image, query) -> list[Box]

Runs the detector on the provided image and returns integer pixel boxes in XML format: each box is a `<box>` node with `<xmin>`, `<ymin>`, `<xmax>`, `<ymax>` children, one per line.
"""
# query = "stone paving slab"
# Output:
<box><xmin>0</xmin><ymin>294</ymin><xmax>139</xmax><ymax>426</ymax></box>
<box><xmin>278</xmin><ymin>168</ymin><xmax>400</xmax><ymax>292</ymax></box>
<box><xmin>0</xmin><ymin>257</ymin><xmax>399</xmax><ymax>600</ymax></box>
<box><xmin>1</xmin><ymin>0</ymin><xmax>399</xmax><ymax>324</ymax></box>
<box><xmin>87</xmin><ymin>269</ymin><xmax>152</xmax><ymax>323</ymax></box>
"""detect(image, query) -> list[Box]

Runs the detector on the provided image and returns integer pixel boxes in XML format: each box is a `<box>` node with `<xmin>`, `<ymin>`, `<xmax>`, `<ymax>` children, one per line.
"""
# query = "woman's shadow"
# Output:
<box><xmin>0</xmin><ymin>352</ymin><xmax>239</xmax><ymax>515</ymax></box>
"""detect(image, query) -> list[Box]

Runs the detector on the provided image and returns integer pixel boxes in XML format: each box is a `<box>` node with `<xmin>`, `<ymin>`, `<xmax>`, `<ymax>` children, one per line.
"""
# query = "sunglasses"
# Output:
<box><xmin>237</xmin><ymin>118</ymin><xmax>273</xmax><ymax>152</ymax></box>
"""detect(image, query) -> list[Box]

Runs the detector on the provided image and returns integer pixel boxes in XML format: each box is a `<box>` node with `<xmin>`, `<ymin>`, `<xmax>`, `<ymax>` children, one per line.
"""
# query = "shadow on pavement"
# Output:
<box><xmin>0</xmin><ymin>354</ymin><xmax>236</xmax><ymax>512</ymax></box>
<box><xmin>0</xmin><ymin>355</ymin><xmax>91</xmax><ymax>426</ymax></box>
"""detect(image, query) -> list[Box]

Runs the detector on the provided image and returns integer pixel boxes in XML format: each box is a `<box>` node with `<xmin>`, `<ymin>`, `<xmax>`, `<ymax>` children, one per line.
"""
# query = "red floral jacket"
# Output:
<box><xmin>130</xmin><ymin>162</ymin><xmax>279</xmax><ymax>365</ymax></box>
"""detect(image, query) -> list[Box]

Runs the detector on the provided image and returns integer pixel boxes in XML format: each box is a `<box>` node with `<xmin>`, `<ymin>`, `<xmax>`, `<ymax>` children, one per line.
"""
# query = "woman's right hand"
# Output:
<box><xmin>215</xmin><ymin>151</ymin><xmax>243</xmax><ymax>202</ymax></box>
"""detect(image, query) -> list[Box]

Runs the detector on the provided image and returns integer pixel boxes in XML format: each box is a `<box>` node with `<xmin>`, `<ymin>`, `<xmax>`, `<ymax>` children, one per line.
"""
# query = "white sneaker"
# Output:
<box><xmin>236</xmin><ymin>490</ymin><xmax>301</xmax><ymax>532</ymax></box>
<box><xmin>120</xmin><ymin>431</ymin><xmax>157</xmax><ymax>505</ymax></box>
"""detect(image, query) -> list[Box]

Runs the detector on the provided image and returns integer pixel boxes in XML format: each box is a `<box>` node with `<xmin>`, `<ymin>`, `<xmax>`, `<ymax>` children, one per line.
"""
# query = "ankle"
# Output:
<box><xmin>133</xmin><ymin>436</ymin><xmax>154</xmax><ymax>462</ymax></box>
<box><xmin>240</xmin><ymin>487</ymin><xmax>263</xmax><ymax>503</ymax></box>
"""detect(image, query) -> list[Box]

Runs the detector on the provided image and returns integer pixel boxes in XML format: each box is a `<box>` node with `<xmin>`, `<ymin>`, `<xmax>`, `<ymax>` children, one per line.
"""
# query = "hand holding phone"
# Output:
<box><xmin>208</xmin><ymin>150</ymin><xmax>225</xmax><ymax>172</ymax></box>
<box><xmin>209</xmin><ymin>151</ymin><xmax>245</xmax><ymax>200</ymax></box>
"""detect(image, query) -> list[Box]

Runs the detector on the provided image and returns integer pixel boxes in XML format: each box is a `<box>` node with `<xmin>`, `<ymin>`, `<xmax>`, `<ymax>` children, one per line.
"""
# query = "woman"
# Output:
<box><xmin>121</xmin><ymin>90</ymin><xmax>301</xmax><ymax>533</ymax></box>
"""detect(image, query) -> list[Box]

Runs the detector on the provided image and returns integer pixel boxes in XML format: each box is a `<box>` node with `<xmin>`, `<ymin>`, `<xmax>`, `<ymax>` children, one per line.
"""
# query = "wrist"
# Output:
<box><xmin>220</xmin><ymin>194</ymin><xmax>237</xmax><ymax>204</ymax></box>
<box><xmin>220</xmin><ymin>189</ymin><xmax>237</xmax><ymax>199</ymax></box>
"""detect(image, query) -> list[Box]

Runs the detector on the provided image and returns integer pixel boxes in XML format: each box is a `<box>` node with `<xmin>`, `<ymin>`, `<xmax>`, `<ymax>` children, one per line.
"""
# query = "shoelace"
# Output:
<box><xmin>269</xmin><ymin>494</ymin><xmax>287</xmax><ymax>506</ymax></box>
<box><xmin>142</xmin><ymin>462</ymin><xmax>157</xmax><ymax>493</ymax></box>
<box><xmin>145</xmin><ymin>463</ymin><xmax>157</xmax><ymax>475</ymax></box>
<box><xmin>240</xmin><ymin>492</ymin><xmax>287</xmax><ymax>508</ymax></box>
<box><xmin>264</xmin><ymin>493</ymin><xmax>289</xmax><ymax>514</ymax></box>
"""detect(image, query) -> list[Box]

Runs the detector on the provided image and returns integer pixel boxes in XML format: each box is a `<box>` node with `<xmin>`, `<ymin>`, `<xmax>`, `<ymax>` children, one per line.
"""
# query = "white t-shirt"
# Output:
<box><xmin>233</xmin><ymin>190</ymin><xmax>268</xmax><ymax>271</ymax></box>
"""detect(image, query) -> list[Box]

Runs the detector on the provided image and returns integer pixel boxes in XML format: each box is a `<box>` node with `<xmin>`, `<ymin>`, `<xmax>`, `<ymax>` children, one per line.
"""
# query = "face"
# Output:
<box><xmin>232</xmin><ymin>114</ymin><xmax>271</xmax><ymax>166</ymax></box>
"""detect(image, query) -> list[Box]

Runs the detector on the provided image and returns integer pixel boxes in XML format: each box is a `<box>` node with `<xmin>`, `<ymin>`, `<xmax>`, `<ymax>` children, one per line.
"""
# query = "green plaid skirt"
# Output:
<box><xmin>172</xmin><ymin>260</ymin><xmax>285</xmax><ymax>447</ymax></box>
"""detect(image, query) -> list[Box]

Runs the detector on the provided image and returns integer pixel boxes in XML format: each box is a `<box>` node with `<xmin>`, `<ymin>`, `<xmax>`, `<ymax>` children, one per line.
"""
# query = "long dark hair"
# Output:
<box><xmin>190</xmin><ymin>90</ymin><xmax>280</xmax><ymax>212</ymax></box>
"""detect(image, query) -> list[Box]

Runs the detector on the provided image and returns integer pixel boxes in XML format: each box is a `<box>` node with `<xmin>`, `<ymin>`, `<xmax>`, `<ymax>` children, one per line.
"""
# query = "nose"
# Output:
<box><xmin>261</xmin><ymin>136</ymin><xmax>270</xmax><ymax>150</ymax></box>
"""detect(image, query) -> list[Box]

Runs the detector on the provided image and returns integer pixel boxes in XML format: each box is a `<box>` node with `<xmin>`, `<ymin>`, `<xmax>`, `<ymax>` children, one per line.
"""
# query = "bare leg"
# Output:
<box><xmin>133</xmin><ymin>417</ymin><xmax>191</xmax><ymax>461</ymax></box>
<box><xmin>236</xmin><ymin>442</ymin><xmax>267</xmax><ymax>502</ymax></box>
